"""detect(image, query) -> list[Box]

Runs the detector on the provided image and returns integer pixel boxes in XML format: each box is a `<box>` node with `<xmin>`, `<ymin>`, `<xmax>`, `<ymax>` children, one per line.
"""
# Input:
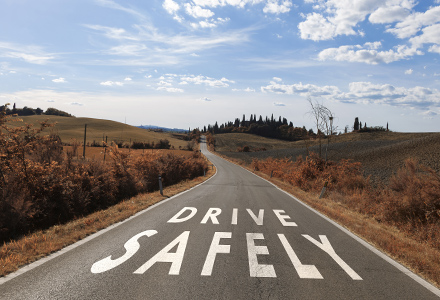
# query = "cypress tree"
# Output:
<box><xmin>354</xmin><ymin>117</ymin><xmax>359</xmax><ymax>131</ymax></box>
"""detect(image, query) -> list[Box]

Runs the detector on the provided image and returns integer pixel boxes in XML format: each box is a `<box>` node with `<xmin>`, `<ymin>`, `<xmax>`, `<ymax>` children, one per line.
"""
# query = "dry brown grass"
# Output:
<box><xmin>10</xmin><ymin>115</ymin><xmax>189</xmax><ymax>149</ymax></box>
<box><xmin>0</xmin><ymin>163</ymin><xmax>216</xmax><ymax>277</ymax></box>
<box><xmin>63</xmin><ymin>146</ymin><xmax>196</xmax><ymax>161</ymax></box>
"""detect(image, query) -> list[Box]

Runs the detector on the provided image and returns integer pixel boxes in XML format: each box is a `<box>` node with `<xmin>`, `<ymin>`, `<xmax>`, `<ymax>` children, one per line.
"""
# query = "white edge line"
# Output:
<box><xmin>231</xmin><ymin>158</ymin><xmax>440</xmax><ymax>297</ymax></box>
<box><xmin>0</xmin><ymin>159</ymin><xmax>218</xmax><ymax>285</ymax></box>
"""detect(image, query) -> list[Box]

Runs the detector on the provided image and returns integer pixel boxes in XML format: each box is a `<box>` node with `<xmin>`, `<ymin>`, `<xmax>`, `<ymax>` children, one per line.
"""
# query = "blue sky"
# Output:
<box><xmin>1</xmin><ymin>0</ymin><xmax>440</xmax><ymax>132</ymax></box>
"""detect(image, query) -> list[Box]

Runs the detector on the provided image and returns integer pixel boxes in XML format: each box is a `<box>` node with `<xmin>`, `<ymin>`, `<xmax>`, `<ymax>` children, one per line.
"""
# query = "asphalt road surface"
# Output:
<box><xmin>1</xmin><ymin>137</ymin><xmax>439</xmax><ymax>299</ymax></box>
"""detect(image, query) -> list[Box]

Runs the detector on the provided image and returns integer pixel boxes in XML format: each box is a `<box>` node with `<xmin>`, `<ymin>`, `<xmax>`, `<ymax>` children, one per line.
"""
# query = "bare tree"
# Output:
<box><xmin>306</xmin><ymin>97</ymin><xmax>335</xmax><ymax>160</ymax></box>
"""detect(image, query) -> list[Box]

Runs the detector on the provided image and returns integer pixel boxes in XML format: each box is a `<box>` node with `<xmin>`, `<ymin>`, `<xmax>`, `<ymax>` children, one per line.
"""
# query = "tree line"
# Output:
<box><xmin>202</xmin><ymin>114</ymin><xmax>314</xmax><ymax>141</ymax></box>
<box><xmin>0</xmin><ymin>103</ymin><xmax>73</xmax><ymax>117</ymax></box>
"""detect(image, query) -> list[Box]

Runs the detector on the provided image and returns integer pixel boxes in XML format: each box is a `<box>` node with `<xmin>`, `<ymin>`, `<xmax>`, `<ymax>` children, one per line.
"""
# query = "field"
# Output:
<box><xmin>215</xmin><ymin>131</ymin><xmax>440</xmax><ymax>185</ymax></box>
<box><xmin>9</xmin><ymin>115</ymin><xmax>189</xmax><ymax>149</ymax></box>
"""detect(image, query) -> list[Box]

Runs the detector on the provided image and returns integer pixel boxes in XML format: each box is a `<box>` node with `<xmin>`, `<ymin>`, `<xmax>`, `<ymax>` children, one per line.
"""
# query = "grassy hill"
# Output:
<box><xmin>8</xmin><ymin>115</ymin><xmax>189</xmax><ymax>149</ymax></box>
<box><xmin>214</xmin><ymin>131</ymin><xmax>440</xmax><ymax>185</ymax></box>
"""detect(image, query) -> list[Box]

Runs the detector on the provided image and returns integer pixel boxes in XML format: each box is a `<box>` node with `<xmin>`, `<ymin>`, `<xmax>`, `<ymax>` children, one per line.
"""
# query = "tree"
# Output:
<box><xmin>354</xmin><ymin>117</ymin><xmax>359</xmax><ymax>131</ymax></box>
<box><xmin>306</xmin><ymin>97</ymin><xmax>334</xmax><ymax>159</ymax></box>
<box><xmin>45</xmin><ymin>107</ymin><xmax>73</xmax><ymax>117</ymax></box>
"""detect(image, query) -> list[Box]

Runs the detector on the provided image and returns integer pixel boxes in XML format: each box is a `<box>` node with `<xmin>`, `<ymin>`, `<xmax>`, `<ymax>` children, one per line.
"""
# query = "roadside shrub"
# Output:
<box><xmin>379</xmin><ymin>159</ymin><xmax>440</xmax><ymax>225</ymax></box>
<box><xmin>251</xmin><ymin>153</ymin><xmax>440</xmax><ymax>249</ymax></box>
<box><xmin>237</xmin><ymin>145</ymin><xmax>251</xmax><ymax>152</ymax></box>
<box><xmin>0</xmin><ymin>107</ymin><xmax>208</xmax><ymax>243</ymax></box>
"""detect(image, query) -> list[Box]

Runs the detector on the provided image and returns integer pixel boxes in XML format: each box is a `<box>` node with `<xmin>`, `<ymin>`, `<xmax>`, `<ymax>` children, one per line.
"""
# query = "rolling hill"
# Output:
<box><xmin>7</xmin><ymin>115</ymin><xmax>189</xmax><ymax>149</ymax></box>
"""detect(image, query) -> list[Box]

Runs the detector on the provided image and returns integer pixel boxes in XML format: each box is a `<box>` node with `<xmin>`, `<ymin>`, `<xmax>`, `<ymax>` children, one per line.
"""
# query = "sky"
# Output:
<box><xmin>1</xmin><ymin>0</ymin><xmax>440</xmax><ymax>132</ymax></box>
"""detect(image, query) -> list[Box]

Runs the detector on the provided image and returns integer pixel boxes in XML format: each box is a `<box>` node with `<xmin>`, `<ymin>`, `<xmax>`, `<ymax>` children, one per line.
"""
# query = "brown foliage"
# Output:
<box><xmin>0</xmin><ymin>107</ymin><xmax>208</xmax><ymax>243</ymax></box>
<box><xmin>251</xmin><ymin>152</ymin><xmax>440</xmax><ymax>250</ymax></box>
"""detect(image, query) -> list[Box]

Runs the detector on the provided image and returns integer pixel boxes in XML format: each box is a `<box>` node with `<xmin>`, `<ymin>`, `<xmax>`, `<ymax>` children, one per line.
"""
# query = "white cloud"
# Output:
<box><xmin>163</xmin><ymin>0</ymin><xmax>180</xmax><ymax>15</ymax></box>
<box><xmin>263</xmin><ymin>0</ymin><xmax>292</xmax><ymax>14</ymax></box>
<box><xmin>190</xmin><ymin>17</ymin><xmax>230</xmax><ymax>29</ymax></box>
<box><xmin>405</xmin><ymin>68</ymin><xmax>413</xmax><ymax>74</ymax></box>
<box><xmin>159</xmin><ymin>81</ymin><xmax>171</xmax><ymax>86</ymax></box>
<box><xmin>157</xmin><ymin>86</ymin><xmax>184</xmax><ymax>92</ymax></box>
<box><xmin>261</xmin><ymin>80</ymin><xmax>440</xmax><ymax>111</ymax></box>
<box><xmin>298</xmin><ymin>0</ymin><xmax>421</xmax><ymax>41</ymax></box>
<box><xmin>100</xmin><ymin>81</ymin><xmax>124</xmax><ymax>86</ymax></box>
<box><xmin>52</xmin><ymin>77</ymin><xmax>66</xmax><ymax>83</ymax></box>
<box><xmin>0</xmin><ymin>42</ymin><xmax>54</xmax><ymax>64</ymax></box>
<box><xmin>95</xmin><ymin>0</ymin><xmax>146</xmax><ymax>21</ymax></box>
<box><xmin>70</xmin><ymin>102</ymin><xmax>83</xmax><ymax>106</ymax></box>
<box><xmin>318</xmin><ymin>42</ymin><xmax>422</xmax><ymax>64</ymax></box>
<box><xmin>273</xmin><ymin>77</ymin><xmax>282</xmax><ymax>82</ymax></box>
<box><xmin>232</xmin><ymin>87</ymin><xmax>256</xmax><ymax>92</ymax></box>
<box><xmin>369</xmin><ymin>4</ymin><xmax>412</xmax><ymax>24</ymax></box>
<box><xmin>298</xmin><ymin>12</ymin><xmax>335</xmax><ymax>41</ymax></box>
<box><xmin>180</xmin><ymin>75</ymin><xmax>234</xmax><ymax>87</ymax></box>
<box><xmin>409</xmin><ymin>23</ymin><xmax>440</xmax><ymax>51</ymax></box>
<box><xmin>84</xmin><ymin>25</ymin><xmax>139</xmax><ymax>41</ymax></box>
<box><xmin>185</xmin><ymin>3</ymin><xmax>215</xmax><ymax>18</ymax></box>
<box><xmin>261</xmin><ymin>80</ymin><xmax>340</xmax><ymax>96</ymax></box>
<box><xmin>86</xmin><ymin>21</ymin><xmax>251</xmax><ymax>63</ymax></box>
<box><xmin>124</xmin><ymin>77</ymin><xmax>132</xmax><ymax>81</ymax></box>
<box><xmin>192</xmin><ymin>0</ymin><xmax>265</xmax><ymax>9</ymax></box>
<box><xmin>386</xmin><ymin>6</ymin><xmax>440</xmax><ymax>39</ymax></box>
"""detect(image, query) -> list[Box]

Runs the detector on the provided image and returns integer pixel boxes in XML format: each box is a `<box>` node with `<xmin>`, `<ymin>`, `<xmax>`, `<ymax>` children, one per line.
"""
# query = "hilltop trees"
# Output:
<box><xmin>204</xmin><ymin>114</ymin><xmax>311</xmax><ymax>142</ymax></box>
<box><xmin>352</xmin><ymin>117</ymin><xmax>388</xmax><ymax>132</ymax></box>
<box><xmin>0</xmin><ymin>104</ymin><xmax>73</xmax><ymax>117</ymax></box>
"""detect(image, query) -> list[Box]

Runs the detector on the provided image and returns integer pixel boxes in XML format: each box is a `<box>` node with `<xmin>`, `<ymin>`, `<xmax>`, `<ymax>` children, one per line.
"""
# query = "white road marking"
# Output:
<box><xmin>273</xmin><ymin>210</ymin><xmax>297</xmax><ymax>227</ymax></box>
<box><xmin>168</xmin><ymin>207</ymin><xmax>197</xmax><ymax>223</ymax></box>
<box><xmin>246</xmin><ymin>233</ymin><xmax>276</xmax><ymax>278</ymax></box>
<box><xmin>201</xmin><ymin>232</ymin><xmax>232</xmax><ymax>276</ymax></box>
<box><xmin>134</xmin><ymin>231</ymin><xmax>190</xmax><ymax>275</ymax></box>
<box><xmin>277</xmin><ymin>234</ymin><xmax>323</xmax><ymax>279</ymax></box>
<box><xmin>303</xmin><ymin>235</ymin><xmax>363</xmax><ymax>280</ymax></box>
<box><xmin>246</xmin><ymin>209</ymin><xmax>264</xmax><ymax>225</ymax></box>
<box><xmin>201</xmin><ymin>208</ymin><xmax>221</xmax><ymax>224</ymax></box>
<box><xmin>231</xmin><ymin>208</ymin><xmax>238</xmax><ymax>225</ymax></box>
<box><xmin>91</xmin><ymin>230</ymin><xmax>157</xmax><ymax>274</ymax></box>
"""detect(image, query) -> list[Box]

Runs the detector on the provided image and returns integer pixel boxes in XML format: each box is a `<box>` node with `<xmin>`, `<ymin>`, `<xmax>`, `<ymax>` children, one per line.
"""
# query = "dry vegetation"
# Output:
<box><xmin>0</xmin><ymin>165</ymin><xmax>216</xmax><ymax>277</ymax></box>
<box><xmin>0</xmin><ymin>111</ymin><xmax>212</xmax><ymax>277</ymax></box>
<box><xmin>214</xmin><ymin>132</ymin><xmax>440</xmax><ymax>288</ymax></box>
<box><xmin>215</xmin><ymin>131</ymin><xmax>440</xmax><ymax>185</ymax></box>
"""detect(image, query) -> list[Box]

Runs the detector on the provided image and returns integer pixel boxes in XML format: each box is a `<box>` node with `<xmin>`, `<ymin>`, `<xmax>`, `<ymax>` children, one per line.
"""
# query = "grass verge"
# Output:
<box><xmin>0</xmin><ymin>161</ymin><xmax>216</xmax><ymax>277</ymax></box>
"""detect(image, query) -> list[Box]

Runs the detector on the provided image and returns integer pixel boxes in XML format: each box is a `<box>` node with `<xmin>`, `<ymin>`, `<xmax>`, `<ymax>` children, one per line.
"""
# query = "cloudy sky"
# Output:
<box><xmin>1</xmin><ymin>0</ymin><xmax>440</xmax><ymax>132</ymax></box>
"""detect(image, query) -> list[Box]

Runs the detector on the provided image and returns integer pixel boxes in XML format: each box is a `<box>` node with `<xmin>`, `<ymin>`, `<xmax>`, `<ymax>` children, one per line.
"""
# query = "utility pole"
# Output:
<box><xmin>83</xmin><ymin>124</ymin><xmax>87</xmax><ymax>159</ymax></box>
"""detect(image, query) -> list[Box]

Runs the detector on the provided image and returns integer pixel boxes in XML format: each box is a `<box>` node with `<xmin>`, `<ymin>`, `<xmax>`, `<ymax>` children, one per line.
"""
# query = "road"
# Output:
<box><xmin>1</xmin><ymin>138</ymin><xmax>439</xmax><ymax>299</ymax></box>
